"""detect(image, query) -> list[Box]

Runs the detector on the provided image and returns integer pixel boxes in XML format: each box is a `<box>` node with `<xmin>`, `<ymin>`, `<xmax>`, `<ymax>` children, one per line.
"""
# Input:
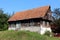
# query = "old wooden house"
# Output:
<box><xmin>8</xmin><ymin>6</ymin><xmax>53</xmax><ymax>34</ymax></box>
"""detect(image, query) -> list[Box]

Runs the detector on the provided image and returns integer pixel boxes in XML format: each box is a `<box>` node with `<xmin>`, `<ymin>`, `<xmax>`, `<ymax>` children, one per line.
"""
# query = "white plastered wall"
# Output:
<box><xmin>8</xmin><ymin>21</ymin><xmax>52</xmax><ymax>35</ymax></box>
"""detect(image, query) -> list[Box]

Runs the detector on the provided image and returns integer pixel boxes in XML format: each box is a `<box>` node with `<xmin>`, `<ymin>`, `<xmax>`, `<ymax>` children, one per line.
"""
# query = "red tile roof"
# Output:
<box><xmin>8</xmin><ymin>6</ymin><xmax>50</xmax><ymax>21</ymax></box>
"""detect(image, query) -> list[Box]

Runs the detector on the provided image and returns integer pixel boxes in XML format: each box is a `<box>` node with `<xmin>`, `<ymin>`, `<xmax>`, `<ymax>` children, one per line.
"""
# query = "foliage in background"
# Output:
<box><xmin>0</xmin><ymin>9</ymin><xmax>10</xmax><ymax>31</ymax></box>
<box><xmin>52</xmin><ymin>8</ymin><xmax>60</xmax><ymax>33</ymax></box>
<box><xmin>53</xmin><ymin>8</ymin><xmax>60</xmax><ymax>20</ymax></box>
<box><xmin>52</xmin><ymin>18</ymin><xmax>60</xmax><ymax>33</ymax></box>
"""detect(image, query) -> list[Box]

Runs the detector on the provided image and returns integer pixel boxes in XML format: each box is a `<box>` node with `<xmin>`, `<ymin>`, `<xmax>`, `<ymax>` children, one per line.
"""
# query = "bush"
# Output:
<box><xmin>44</xmin><ymin>31</ymin><xmax>52</xmax><ymax>36</ymax></box>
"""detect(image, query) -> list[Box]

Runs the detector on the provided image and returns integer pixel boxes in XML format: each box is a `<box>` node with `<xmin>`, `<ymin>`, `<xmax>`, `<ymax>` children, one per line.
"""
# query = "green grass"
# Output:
<box><xmin>0</xmin><ymin>30</ymin><xmax>60</xmax><ymax>40</ymax></box>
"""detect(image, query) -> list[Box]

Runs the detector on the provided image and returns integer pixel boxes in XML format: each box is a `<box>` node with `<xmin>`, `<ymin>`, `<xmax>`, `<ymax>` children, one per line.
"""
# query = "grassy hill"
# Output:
<box><xmin>0</xmin><ymin>30</ymin><xmax>60</xmax><ymax>40</ymax></box>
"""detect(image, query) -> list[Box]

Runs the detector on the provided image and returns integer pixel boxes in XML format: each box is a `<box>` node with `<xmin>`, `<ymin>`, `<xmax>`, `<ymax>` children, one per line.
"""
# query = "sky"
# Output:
<box><xmin>0</xmin><ymin>0</ymin><xmax>60</xmax><ymax>15</ymax></box>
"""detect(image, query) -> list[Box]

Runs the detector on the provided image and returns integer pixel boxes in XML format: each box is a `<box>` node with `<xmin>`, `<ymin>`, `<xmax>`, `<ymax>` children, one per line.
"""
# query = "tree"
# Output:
<box><xmin>53</xmin><ymin>8</ymin><xmax>60</xmax><ymax>20</ymax></box>
<box><xmin>0</xmin><ymin>9</ymin><xmax>10</xmax><ymax>31</ymax></box>
<box><xmin>52</xmin><ymin>8</ymin><xmax>60</xmax><ymax>33</ymax></box>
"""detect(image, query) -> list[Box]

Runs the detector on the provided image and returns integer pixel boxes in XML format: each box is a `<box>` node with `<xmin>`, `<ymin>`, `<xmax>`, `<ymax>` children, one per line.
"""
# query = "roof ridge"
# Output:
<box><xmin>16</xmin><ymin>5</ymin><xmax>50</xmax><ymax>13</ymax></box>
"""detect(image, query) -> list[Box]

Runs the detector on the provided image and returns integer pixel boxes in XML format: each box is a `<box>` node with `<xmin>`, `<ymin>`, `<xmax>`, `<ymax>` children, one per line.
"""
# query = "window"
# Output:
<box><xmin>21</xmin><ymin>23</ymin><xmax>29</xmax><ymax>27</ymax></box>
<box><xmin>45</xmin><ymin>22</ymin><xmax>47</xmax><ymax>26</ymax></box>
<box><xmin>47</xmin><ymin>22</ymin><xmax>49</xmax><ymax>27</ymax></box>
<box><xmin>29</xmin><ymin>22</ymin><xmax>34</xmax><ymax>26</ymax></box>
<box><xmin>16</xmin><ymin>23</ymin><xmax>21</xmax><ymax>28</ymax></box>
<box><xmin>10</xmin><ymin>24</ymin><xmax>16</xmax><ymax>28</ymax></box>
